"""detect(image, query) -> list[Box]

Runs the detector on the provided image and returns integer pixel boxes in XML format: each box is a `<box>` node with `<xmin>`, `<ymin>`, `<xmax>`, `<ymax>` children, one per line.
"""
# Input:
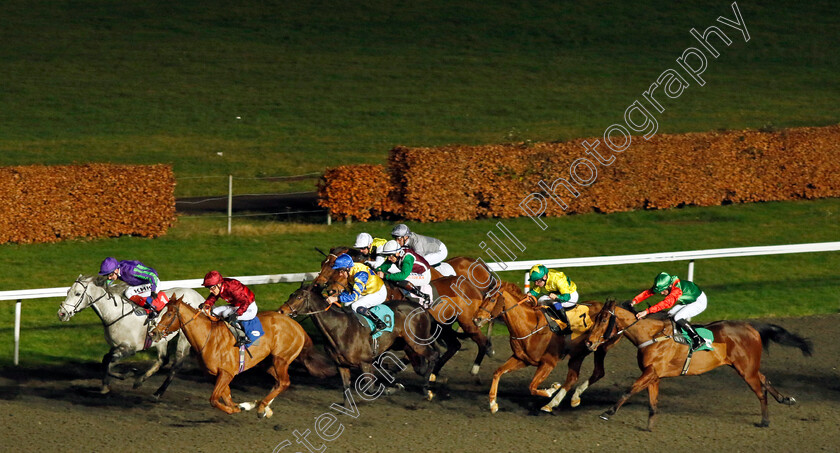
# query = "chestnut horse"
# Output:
<box><xmin>585</xmin><ymin>299</ymin><xmax>812</xmax><ymax>430</ymax></box>
<box><xmin>473</xmin><ymin>282</ymin><xmax>621</xmax><ymax>414</ymax></box>
<box><xmin>279</xmin><ymin>285</ymin><xmax>440</xmax><ymax>406</ymax></box>
<box><xmin>323</xmin><ymin>270</ymin><xmax>495</xmax><ymax>380</ymax></box>
<box><xmin>151</xmin><ymin>296</ymin><xmax>334</xmax><ymax>417</ymax></box>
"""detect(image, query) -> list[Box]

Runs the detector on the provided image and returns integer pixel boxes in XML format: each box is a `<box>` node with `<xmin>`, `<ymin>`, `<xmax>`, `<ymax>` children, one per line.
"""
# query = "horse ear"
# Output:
<box><xmin>605</xmin><ymin>296</ymin><xmax>617</xmax><ymax>308</ymax></box>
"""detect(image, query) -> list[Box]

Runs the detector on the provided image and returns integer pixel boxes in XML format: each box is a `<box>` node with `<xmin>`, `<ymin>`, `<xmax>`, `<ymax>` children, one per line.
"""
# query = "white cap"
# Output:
<box><xmin>354</xmin><ymin>232</ymin><xmax>373</xmax><ymax>248</ymax></box>
<box><xmin>380</xmin><ymin>240</ymin><xmax>402</xmax><ymax>255</ymax></box>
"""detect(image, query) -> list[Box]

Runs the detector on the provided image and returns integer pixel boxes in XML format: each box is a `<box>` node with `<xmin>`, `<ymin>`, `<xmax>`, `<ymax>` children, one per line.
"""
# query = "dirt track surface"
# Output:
<box><xmin>1</xmin><ymin>315</ymin><xmax>838</xmax><ymax>453</ymax></box>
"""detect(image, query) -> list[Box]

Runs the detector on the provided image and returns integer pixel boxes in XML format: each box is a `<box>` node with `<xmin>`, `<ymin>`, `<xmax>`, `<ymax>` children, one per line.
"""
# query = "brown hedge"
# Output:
<box><xmin>320</xmin><ymin>124</ymin><xmax>840</xmax><ymax>222</ymax></box>
<box><xmin>0</xmin><ymin>163</ymin><xmax>176</xmax><ymax>244</ymax></box>
<box><xmin>317</xmin><ymin>165</ymin><xmax>394</xmax><ymax>221</ymax></box>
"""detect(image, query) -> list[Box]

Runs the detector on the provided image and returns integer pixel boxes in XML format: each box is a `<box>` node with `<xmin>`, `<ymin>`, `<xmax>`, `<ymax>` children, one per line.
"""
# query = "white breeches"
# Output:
<box><xmin>668</xmin><ymin>292</ymin><xmax>707</xmax><ymax>321</ymax></box>
<box><xmin>212</xmin><ymin>302</ymin><xmax>258</xmax><ymax>321</ymax></box>
<box><xmin>349</xmin><ymin>285</ymin><xmax>388</xmax><ymax>311</ymax></box>
<box><xmin>369</xmin><ymin>255</ymin><xmax>386</xmax><ymax>269</ymax></box>
<box><xmin>537</xmin><ymin>291</ymin><xmax>579</xmax><ymax>308</ymax></box>
<box><xmin>124</xmin><ymin>284</ymin><xmax>153</xmax><ymax>299</ymax></box>
<box><xmin>406</xmin><ymin>270</ymin><xmax>433</xmax><ymax>304</ymax></box>
<box><xmin>434</xmin><ymin>261</ymin><xmax>456</xmax><ymax>277</ymax></box>
<box><xmin>423</xmin><ymin>244</ymin><xmax>448</xmax><ymax>267</ymax></box>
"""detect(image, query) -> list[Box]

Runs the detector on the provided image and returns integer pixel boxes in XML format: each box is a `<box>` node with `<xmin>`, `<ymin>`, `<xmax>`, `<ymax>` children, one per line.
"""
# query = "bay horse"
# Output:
<box><xmin>585</xmin><ymin>299</ymin><xmax>812</xmax><ymax>430</ymax></box>
<box><xmin>57</xmin><ymin>275</ymin><xmax>204</xmax><ymax>397</ymax></box>
<box><xmin>151</xmin><ymin>296</ymin><xmax>334</xmax><ymax>417</ymax></box>
<box><xmin>322</xmin><ymin>270</ymin><xmax>495</xmax><ymax>381</ymax></box>
<box><xmin>473</xmin><ymin>282</ymin><xmax>621</xmax><ymax>413</ymax></box>
<box><xmin>278</xmin><ymin>285</ymin><xmax>440</xmax><ymax>406</ymax></box>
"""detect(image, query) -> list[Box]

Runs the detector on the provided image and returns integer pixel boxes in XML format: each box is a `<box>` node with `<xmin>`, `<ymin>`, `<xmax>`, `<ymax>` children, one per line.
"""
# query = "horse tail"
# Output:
<box><xmin>749</xmin><ymin>322</ymin><xmax>813</xmax><ymax>357</ymax></box>
<box><xmin>299</xmin><ymin>335</ymin><xmax>337</xmax><ymax>378</ymax></box>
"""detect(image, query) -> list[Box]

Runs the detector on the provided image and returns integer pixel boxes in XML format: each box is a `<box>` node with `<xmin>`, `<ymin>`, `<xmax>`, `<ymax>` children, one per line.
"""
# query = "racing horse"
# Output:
<box><xmin>322</xmin><ymin>270</ymin><xmax>495</xmax><ymax>381</ymax></box>
<box><xmin>151</xmin><ymin>295</ymin><xmax>334</xmax><ymax>417</ymax></box>
<box><xmin>279</xmin><ymin>284</ymin><xmax>440</xmax><ymax>406</ymax></box>
<box><xmin>313</xmin><ymin>246</ymin><xmax>499</xmax><ymax>301</ymax></box>
<box><xmin>585</xmin><ymin>298</ymin><xmax>813</xmax><ymax>430</ymax></box>
<box><xmin>57</xmin><ymin>275</ymin><xmax>204</xmax><ymax>397</ymax></box>
<box><xmin>473</xmin><ymin>282</ymin><xmax>621</xmax><ymax>413</ymax></box>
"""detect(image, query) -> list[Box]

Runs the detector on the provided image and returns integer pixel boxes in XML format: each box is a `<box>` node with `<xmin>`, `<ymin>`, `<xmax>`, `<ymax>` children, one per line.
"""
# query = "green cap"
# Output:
<box><xmin>529</xmin><ymin>265</ymin><xmax>548</xmax><ymax>282</ymax></box>
<box><xmin>652</xmin><ymin>272</ymin><xmax>675</xmax><ymax>292</ymax></box>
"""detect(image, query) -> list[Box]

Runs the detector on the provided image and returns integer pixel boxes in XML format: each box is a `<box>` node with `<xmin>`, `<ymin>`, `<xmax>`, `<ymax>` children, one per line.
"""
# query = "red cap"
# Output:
<box><xmin>203</xmin><ymin>270</ymin><xmax>223</xmax><ymax>287</ymax></box>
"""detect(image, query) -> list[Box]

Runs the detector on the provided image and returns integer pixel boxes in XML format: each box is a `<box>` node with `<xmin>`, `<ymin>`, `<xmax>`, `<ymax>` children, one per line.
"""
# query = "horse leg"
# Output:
<box><xmin>134</xmin><ymin>342</ymin><xmax>166</xmax><ymax>389</ymax></box>
<box><xmin>600</xmin><ymin>366</ymin><xmax>659</xmax><ymax>422</ymax></box>
<box><xmin>153</xmin><ymin>336</ymin><xmax>191</xmax><ymax>400</ymax></box>
<box><xmin>339</xmin><ymin>367</ymin><xmax>354</xmax><ymax>409</ymax></box>
<box><xmin>731</xmin><ymin>364</ymin><xmax>771</xmax><ymax>427</ymax></box>
<box><xmin>541</xmin><ymin>354</ymin><xmax>585</xmax><ymax>413</ymax></box>
<box><xmin>646</xmin><ymin>380</ymin><xmax>660</xmax><ymax>431</ymax></box>
<box><xmin>571</xmin><ymin>346</ymin><xmax>607</xmax><ymax>408</ymax></box>
<box><xmin>258</xmin><ymin>356</ymin><xmax>291</xmax><ymax>419</ymax></box>
<box><xmin>403</xmin><ymin>330</ymin><xmax>441</xmax><ymax>402</ymax></box>
<box><xmin>485</xmin><ymin>320</ymin><xmax>495</xmax><ymax>358</ymax></box>
<box><xmin>460</xmin><ymin>323</ymin><xmax>488</xmax><ymax>377</ymax></box>
<box><xmin>210</xmin><ymin>371</ymin><xmax>239</xmax><ymax>414</ymax></box>
<box><xmin>488</xmin><ymin>356</ymin><xmax>528</xmax><ymax>414</ymax></box>
<box><xmin>101</xmin><ymin>344</ymin><xmax>134</xmax><ymax>394</ymax></box>
<box><xmin>429</xmin><ymin>327</ymin><xmax>460</xmax><ymax>384</ymax></box>
<box><xmin>761</xmin><ymin>374</ymin><xmax>796</xmax><ymax>406</ymax></box>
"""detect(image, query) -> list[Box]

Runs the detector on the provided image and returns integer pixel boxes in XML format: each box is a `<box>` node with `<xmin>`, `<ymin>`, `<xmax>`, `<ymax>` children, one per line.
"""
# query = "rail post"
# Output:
<box><xmin>14</xmin><ymin>299</ymin><xmax>21</xmax><ymax>366</ymax></box>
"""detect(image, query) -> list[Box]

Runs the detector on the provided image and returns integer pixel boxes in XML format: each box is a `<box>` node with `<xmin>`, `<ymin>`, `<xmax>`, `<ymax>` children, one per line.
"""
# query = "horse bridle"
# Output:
<box><xmin>64</xmin><ymin>278</ymin><xmax>116</xmax><ymax>316</ymax></box>
<box><xmin>594</xmin><ymin>307</ymin><xmax>639</xmax><ymax>344</ymax></box>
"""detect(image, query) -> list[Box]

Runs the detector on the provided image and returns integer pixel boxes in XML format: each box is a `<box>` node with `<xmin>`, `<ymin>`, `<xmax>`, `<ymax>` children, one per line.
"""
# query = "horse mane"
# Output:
<box><xmin>498</xmin><ymin>281</ymin><xmax>524</xmax><ymax>296</ymax></box>
<box><xmin>83</xmin><ymin>274</ymin><xmax>129</xmax><ymax>297</ymax></box>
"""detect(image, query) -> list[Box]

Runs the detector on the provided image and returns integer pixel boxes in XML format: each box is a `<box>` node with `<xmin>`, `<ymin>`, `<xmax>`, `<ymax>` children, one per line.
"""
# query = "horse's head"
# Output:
<box><xmin>585</xmin><ymin>297</ymin><xmax>619</xmax><ymax>351</ymax></box>
<box><xmin>279</xmin><ymin>284</ymin><xmax>322</xmax><ymax>318</ymax></box>
<box><xmin>473</xmin><ymin>290</ymin><xmax>504</xmax><ymax>327</ymax></box>
<box><xmin>150</xmin><ymin>295</ymin><xmax>187</xmax><ymax>342</ymax></box>
<box><xmin>58</xmin><ymin>275</ymin><xmax>104</xmax><ymax>321</ymax></box>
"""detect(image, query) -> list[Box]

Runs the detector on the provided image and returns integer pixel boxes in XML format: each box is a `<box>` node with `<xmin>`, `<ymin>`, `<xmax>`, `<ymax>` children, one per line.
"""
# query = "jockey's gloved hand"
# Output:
<box><xmin>227</xmin><ymin>313</ymin><xmax>238</xmax><ymax>323</ymax></box>
<box><xmin>134</xmin><ymin>306</ymin><xmax>146</xmax><ymax>316</ymax></box>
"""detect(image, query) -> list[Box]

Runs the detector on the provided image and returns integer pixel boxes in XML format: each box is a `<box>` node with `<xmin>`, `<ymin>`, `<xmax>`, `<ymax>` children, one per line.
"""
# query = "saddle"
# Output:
<box><xmin>543</xmin><ymin>305</ymin><xmax>592</xmax><ymax>339</ymax></box>
<box><xmin>670</xmin><ymin>319</ymin><xmax>714</xmax><ymax>352</ymax></box>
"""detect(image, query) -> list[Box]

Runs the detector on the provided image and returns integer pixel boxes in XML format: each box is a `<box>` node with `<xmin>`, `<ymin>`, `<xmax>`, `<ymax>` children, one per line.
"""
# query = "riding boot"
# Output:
<box><xmin>676</xmin><ymin>319</ymin><xmax>703</xmax><ymax>350</ymax></box>
<box><xmin>541</xmin><ymin>309</ymin><xmax>562</xmax><ymax>335</ymax></box>
<box><xmin>364</xmin><ymin>311</ymin><xmax>388</xmax><ymax>335</ymax></box>
<box><xmin>545</xmin><ymin>304</ymin><xmax>572</xmax><ymax>335</ymax></box>
<box><xmin>232</xmin><ymin>321</ymin><xmax>251</xmax><ymax>347</ymax></box>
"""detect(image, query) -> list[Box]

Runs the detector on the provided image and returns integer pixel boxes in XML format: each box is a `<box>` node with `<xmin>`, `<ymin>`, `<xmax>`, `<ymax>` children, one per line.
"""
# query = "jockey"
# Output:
<box><xmin>391</xmin><ymin>224</ymin><xmax>455</xmax><ymax>276</ymax></box>
<box><xmin>631</xmin><ymin>272</ymin><xmax>710</xmax><ymax>350</ymax></box>
<box><xmin>528</xmin><ymin>265</ymin><xmax>579</xmax><ymax>335</ymax></box>
<box><xmin>353</xmin><ymin>232</ymin><xmax>388</xmax><ymax>268</ymax></box>
<box><xmin>376</xmin><ymin>240</ymin><xmax>433</xmax><ymax>307</ymax></box>
<box><xmin>200</xmin><ymin>271</ymin><xmax>258</xmax><ymax>347</ymax></box>
<box><xmin>99</xmin><ymin>257</ymin><xmax>164</xmax><ymax>318</ymax></box>
<box><xmin>326</xmin><ymin>253</ymin><xmax>388</xmax><ymax>335</ymax></box>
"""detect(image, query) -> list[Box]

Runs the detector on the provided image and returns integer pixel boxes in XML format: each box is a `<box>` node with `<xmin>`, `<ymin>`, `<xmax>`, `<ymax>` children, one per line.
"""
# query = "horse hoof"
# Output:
<box><xmin>132</xmin><ymin>380</ymin><xmax>143</xmax><ymax>389</ymax></box>
<box><xmin>540</xmin><ymin>405</ymin><xmax>553</xmax><ymax>414</ymax></box>
<box><xmin>489</xmin><ymin>401</ymin><xmax>499</xmax><ymax>414</ymax></box>
<box><xmin>551</xmin><ymin>382</ymin><xmax>562</xmax><ymax>391</ymax></box>
<box><xmin>429</xmin><ymin>373</ymin><xmax>436</xmax><ymax>383</ymax></box>
<box><xmin>570</xmin><ymin>397</ymin><xmax>581</xmax><ymax>408</ymax></box>
<box><xmin>238</xmin><ymin>401</ymin><xmax>257</xmax><ymax>411</ymax></box>
<box><xmin>786</xmin><ymin>397</ymin><xmax>797</xmax><ymax>406</ymax></box>
<box><xmin>259</xmin><ymin>407</ymin><xmax>273</xmax><ymax>419</ymax></box>
<box><xmin>599</xmin><ymin>412</ymin><xmax>610</xmax><ymax>421</ymax></box>
<box><xmin>100</xmin><ymin>386</ymin><xmax>111</xmax><ymax>395</ymax></box>
<box><xmin>426</xmin><ymin>390</ymin><xmax>435</xmax><ymax>401</ymax></box>
<box><xmin>486</xmin><ymin>348</ymin><xmax>495</xmax><ymax>358</ymax></box>
<box><xmin>756</xmin><ymin>419</ymin><xmax>770</xmax><ymax>428</ymax></box>
<box><xmin>470</xmin><ymin>365</ymin><xmax>480</xmax><ymax>376</ymax></box>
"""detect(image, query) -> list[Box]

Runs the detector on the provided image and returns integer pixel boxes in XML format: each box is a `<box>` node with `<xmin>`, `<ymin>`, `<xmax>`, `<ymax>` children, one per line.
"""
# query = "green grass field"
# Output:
<box><xmin>0</xmin><ymin>1</ymin><xmax>837</xmax><ymax>195</ymax></box>
<box><xmin>0</xmin><ymin>1</ymin><xmax>837</xmax><ymax>366</ymax></box>
<box><xmin>2</xmin><ymin>198</ymin><xmax>839</xmax><ymax>366</ymax></box>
